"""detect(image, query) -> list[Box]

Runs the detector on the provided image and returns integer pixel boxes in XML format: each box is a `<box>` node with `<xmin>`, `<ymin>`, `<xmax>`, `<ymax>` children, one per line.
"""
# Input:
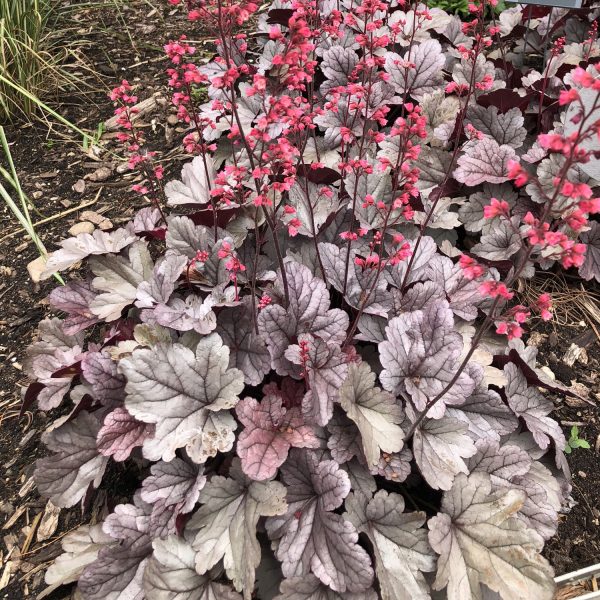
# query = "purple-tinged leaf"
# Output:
<box><xmin>144</xmin><ymin>294</ymin><xmax>218</xmax><ymax>334</ymax></box>
<box><xmin>165</xmin><ymin>215</ymin><xmax>216</xmax><ymax>259</ymax></box>
<box><xmin>413</xmin><ymin>417</ymin><xmax>477</xmax><ymax>491</ymax></box>
<box><xmin>258</xmin><ymin>261</ymin><xmax>348</xmax><ymax>377</ymax></box>
<box><xmin>339</xmin><ymin>362</ymin><xmax>404</xmax><ymax>466</ymax></box>
<box><xmin>144</xmin><ymin>536</ymin><xmax>242</xmax><ymax>600</ymax></box>
<box><xmin>477</xmin><ymin>89</ymin><xmax>532</xmax><ymax>113</ymax></box>
<box><xmin>187</xmin><ymin>464</ymin><xmax>287</xmax><ymax>599</ymax></box>
<box><xmin>141</xmin><ymin>458</ymin><xmax>206</xmax><ymax>537</ymax></box>
<box><xmin>41</xmin><ymin>228</ymin><xmax>137</xmax><ymax>279</ymax></box>
<box><xmin>454</xmin><ymin>139</ymin><xmax>517</xmax><ymax>186</ymax></box>
<box><xmin>120</xmin><ymin>335</ymin><xmax>244</xmax><ymax>462</ymax></box>
<box><xmin>275</xmin><ymin>574</ymin><xmax>377</xmax><ymax>599</ymax></box>
<box><xmin>81</xmin><ymin>350</ymin><xmax>125</xmax><ymax>406</ymax></box>
<box><xmin>79</xmin><ymin>500</ymin><xmax>152</xmax><ymax>600</ymax></box>
<box><xmin>97</xmin><ymin>407</ymin><xmax>154</xmax><ymax>461</ymax></box>
<box><xmin>428</xmin><ymin>473</ymin><xmax>555</xmax><ymax>600</ymax></box>
<box><xmin>217</xmin><ymin>298</ymin><xmax>271</xmax><ymax>386</ymax></box>
<box><xmin>89</xmin><ymin>241</ymin><xmax>154</xmax><ymax>321</ymax></box>
<box><xmin>327</xmin><ymin>408</ymin><xmax>363</xmax><ymax>464</ymax></box>
<box><xmin>384</xmin><ymin>236</ymin><xmax>438</xmax><ymax>289</ymax></box>
<box><xmin>165</xmin><ymin>155</ymin><xmax>216</xmax><ymax>206</ymax></box>
<box><xmin>236</xmin><ymin>391</ymin><xmax>319</xmax><ymax>480</ymax></box>
<box><xmin>413</xmin><ymin>147</ymin><xmax>454</xmax><ymax>197</ymax></box>
<box><xmin>504</xmin><ymin>363</ymin><xmax>566</xmax><ymax>452</ymax></box>
<box><xmin>286</xmin><ymin>334</ymin><xmax>349</xmax><ymax>426</ymax></box>
<box><xmin>266</xmin><ymin>450</ymin><xmax>374</xmax><ymax>592</ymax></box>
<box><xmin>49</xmin><ymin>279</ymin><xmax>100</xmax><ymax>334</ymax></box>
<box><xmin>385</xmin><ymin>39</ymin><xmax>445</xmax><ymax>100</ymax></box>
<box><xmin>35</xmin><ymin>410</ymin><xmax>109</xmax><ymax>508</ymax></box>
<box><xmin>345</xmin><ymin>491</ymin><xmax>435</xmax><ymax>600</ymax></box>
<box><xmin>379</xmin><ymin>300</ymin><xmax>475</xmax><ymax>417</ymax></box>
<box><xmin>579</xmin><ymin>220</ymin><xmax>600</xmax><ymax>282</ymax></box>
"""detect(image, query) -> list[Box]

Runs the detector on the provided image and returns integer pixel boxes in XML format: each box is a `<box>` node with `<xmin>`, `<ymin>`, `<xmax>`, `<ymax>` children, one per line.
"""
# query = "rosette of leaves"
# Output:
<box><xmin>23</xmin><ymin>0</ymin><xmax>600</xmax><ymax>598</ymax></box>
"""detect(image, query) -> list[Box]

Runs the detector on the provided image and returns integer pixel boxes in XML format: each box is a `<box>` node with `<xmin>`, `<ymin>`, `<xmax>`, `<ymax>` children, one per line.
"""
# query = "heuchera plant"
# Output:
<box><xmin>25</xmin><ymin>0</ymin><xmax>600</xmax><ymax>598</ymax></box>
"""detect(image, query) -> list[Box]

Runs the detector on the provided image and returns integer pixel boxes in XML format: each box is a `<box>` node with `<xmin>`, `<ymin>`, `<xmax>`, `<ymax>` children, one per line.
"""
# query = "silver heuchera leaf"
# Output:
<box><xmin>579</xmin><ymin>220</ymin><xmax>600</xmax><ymax>283</ymax></box>
<box><xmin>370</xmin><ymin>449</ymin><xmax>412</xmax><ymax>483</ymax></box>
<box><xmin>41</xmin><ymin>228</ymin><xmax>137</xmax><ymax>279</ymax></box>
<box><xmin>135</xmin><ymin>252</ymin><xmax>187</xmax><ymax>308</ymax></box>
<box><xmin>35</xmin><ymin>410</ymin><xmax>109</xmax><ymax>508</ymax></box>
<box><xmin>428</xmin><ymin>472</ymin><xmax>555</xmax><ymax>600</ymax></box>
<box><xmin>465</xmin><ymin>106</ymin><xmax>526</xmax><ymax>149</ymax></box>
<box><xmin>314</xmin><ymin>99</ymin><xmax>365</xmax><ymax>147</ymax></box>
<box><xmin>286</xmin><ymin>334</ymin><xmax>349</xmax><ymax>426</ymax></box>
<box><xmin>258</xmin><ymin>261</ymin><xmax>348</xmax><ymax>377</ymax></box>
<box><xmin>458</xmin><ymin>184</ymin><xmax>518</xmax><ymax>233</ymax></box>
<box><xmin>43</xmin><ymin>524</ymin><xmax>115</xmax><ymax>596</ymax></box>
<box><xmin>287</xmin><ymin>179</ymin><xmax>340</xmax><ymax>237</ymax></box>
<box><xmin>471</xmin><ymin>217</ymin><xmax>521</xmax><ymax>261</ymax></box>
<box><xmin>384</xmin><ymin>236</ymin><xmax>438</xmax><ymax>289</ymax></box>
<box><xmin>275</xmin><ymin>574</ymin><xmax>378</xmax><ymax>599</ymax></box>
<box><xmin>165</xmin><ymin>155</ymin><xmax>216</xmax><ymax>206</ymax></box>
<box><xmin>90</xmin><ymin>241</ymin><xmax>154</xmax><ymax>321</ymax></box>
<box><xmin>426</xmin><ymin>255</ymin><xmax>494</xmax><ymax>321</ymax></box>
<box><xmin>79</xmin><ymin>499</ymin><xmax>152</xmax><ymax>600</ymax></box>
<box><xmin>345</xmin><ymin>491</ymin><xmax>435</xmax><ymax>600</ymax></box>
<box><xmin>466</xmin><ymin>439</ymin><xmax>562</xmax><ymax>540</ymax></box>
<box><xmin>413</xmin><ymin>417</ymin><xmax>477</xmax><ymax>491</ymax></box>
<box><xmin>319</xmin><ymin>243</ymin><xmax>392</xmax><ymax>317</ymax></box>
<box><xmin>320</xmin><ymin>45</ymin><xmax>359</xmax><ymax>95</ymax></box>
<box><xmin>141</xmin><ymin>458</ymin><xmax>206</xmax><ymax>537</ymax></box>
<box><xmin>187</xmin><ymin>464</ymin><xmax>287</xmax><ymax>600</ymax></box>
<box><xmin>144</xmin><ymin>536</ymin><xmax>242</xmax><ymax>600</ymax></box>
<box><xmin>384</xmin><ymin>39</ymin><xmax>445</xmax><ymax>100</ymax></box>
<box><xmin>120</xmin><ymin>334</ymin><xmax>244</xmax><ymax>462</ymax></box>
<box><xmin>217</xmin><ymin>298</ymin><xmax>271</xmax><ymax>386</ymax></box>
<box><xmin>454</xmin><ymin>139</ymin><xmax>517</xmax><ymax>186</ymax></box>
<box><xmin>236</xmin><ymin>390</ymin><xmax>319</xmax><ymax>480</ymax></box>
<box><xmin>504</xmin><ymin>363</ymin><xmax>566</xmax><ymax>453</ymax></box>
<box><xmin>413</xmin><ymin>147</ymin><xmax>453</xmax><ymax>197</ymax></box>
<box><xmin>266</xmin><ymin>450</ymin><xmax>374</xmax><ymax>593</ymax></box>
<box><xmin>339</xmin><ymin>362</ymin><xmax>404</xmax><ymax>466</ymax></box>
<box><xmin>97</xmin><ymin>407</ymin><xmax>154</xmax><ymax>461</ymax></box>
<box><xmin>445</xmin><ymin>365</ymin><xmax>517</xmax><ymax>442</ymax></box>
<box><xmin>379</xmin><ymin>300</ymin><xmax>475</xmax><ymax>417</ymax></box>
<box><xmin>49</xmin><ymin>279</ymin><xmax>100</xmax><ymax>334</ymax></box>
<box><xmin>165</xmin><ymin>215</ymin><xmax>217</xmax><ymax>259</ymax></box>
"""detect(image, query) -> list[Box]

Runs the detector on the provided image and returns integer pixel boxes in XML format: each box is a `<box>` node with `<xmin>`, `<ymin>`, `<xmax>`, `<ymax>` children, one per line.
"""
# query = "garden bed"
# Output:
<box><xmin>1</xmin><ymin>0</ymin><xmax>599</xmax><ymax>598</ymax></box>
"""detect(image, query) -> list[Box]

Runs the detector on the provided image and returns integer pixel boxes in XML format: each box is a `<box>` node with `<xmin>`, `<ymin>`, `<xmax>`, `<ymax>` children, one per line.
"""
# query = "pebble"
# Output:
<box><xmin>68</xmin><ymin>221</ymin><xmax>95</xmax><ymax>236</ymax></box>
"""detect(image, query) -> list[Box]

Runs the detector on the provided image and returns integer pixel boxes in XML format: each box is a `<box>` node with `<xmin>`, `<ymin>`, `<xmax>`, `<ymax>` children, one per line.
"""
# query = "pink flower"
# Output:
<box><xmin>483</xmin><ymin>198</ymin><xmax>510</xmax><ymax>219</ymax></box>
<box><xmin>535</xmin><ymin>293</ymin><xmax>553</xmax><ymax>321</ymax></box>
<box><xmin>459</xmin><ymin>255</ymin><xmax>484</xmax><ymax>280</ymax></box>
<box><xmin>506</xmin><ymin>160</ymin><xmax>528</xmax><ymax>187</ymax></box>
<box><xmin>559</xmin><ymin>88</ymin><xmax>580</xmax><ymax>106</ymax></box>
<box><xmin>479</xmin><ymin>281</ymin><xmax>514</xmax><ymax>300</ymax></box>
<box><xmin>496</xmin><ymin>321</ymin><xmax>524</xmax><ymax>340</ymax></box>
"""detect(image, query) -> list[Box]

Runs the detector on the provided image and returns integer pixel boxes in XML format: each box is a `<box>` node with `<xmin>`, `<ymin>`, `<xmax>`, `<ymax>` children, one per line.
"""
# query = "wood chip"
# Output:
<box><xmin>563</xmin><ymin>343</ymin><xmax>585</xmax><ymax>367</ymax></box>
<box><xmin>18</xmin><ymin>477</ymin><xmax>36</xmax><ymax>498</ymax></box>
<box><xmin>72</xmin><ymin>179</ymin><xmax>86</xmax><ymax>194</ymax></box>
<box><xmin>0</xmin><ymin>560</ymin><xmax>12</xmax><ymax>591</ymax></box>
<box><xmin>2</xmin><ymin>505</ymin><xmax>26</xmax><ymax>530</ymax></box>
<box><xmin>36</xmin><ymin>502</ymin><xmax>60</xmax><ymax>542</ymax></box>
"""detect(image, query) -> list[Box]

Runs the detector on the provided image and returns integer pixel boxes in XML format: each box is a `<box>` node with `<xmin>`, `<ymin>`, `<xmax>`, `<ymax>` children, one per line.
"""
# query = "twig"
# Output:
<box><xmin>0</xmin><ymin>191</ymin><xmax>100</xmax><ymax>243</ymax></box>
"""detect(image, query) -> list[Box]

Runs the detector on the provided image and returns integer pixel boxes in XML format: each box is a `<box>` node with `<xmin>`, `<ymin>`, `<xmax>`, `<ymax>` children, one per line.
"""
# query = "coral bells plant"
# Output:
<box><xmin>25</xmin><ymin>0</ymin><xmax>600</xmax><ymax>599</ymax></box>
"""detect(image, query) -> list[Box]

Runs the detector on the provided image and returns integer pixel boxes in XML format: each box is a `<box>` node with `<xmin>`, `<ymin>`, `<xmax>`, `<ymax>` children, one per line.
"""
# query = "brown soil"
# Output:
<box><xmin>0</xmin><ymin>2</ymin><xmax>599</xmax><ymax>599</ymax></box>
